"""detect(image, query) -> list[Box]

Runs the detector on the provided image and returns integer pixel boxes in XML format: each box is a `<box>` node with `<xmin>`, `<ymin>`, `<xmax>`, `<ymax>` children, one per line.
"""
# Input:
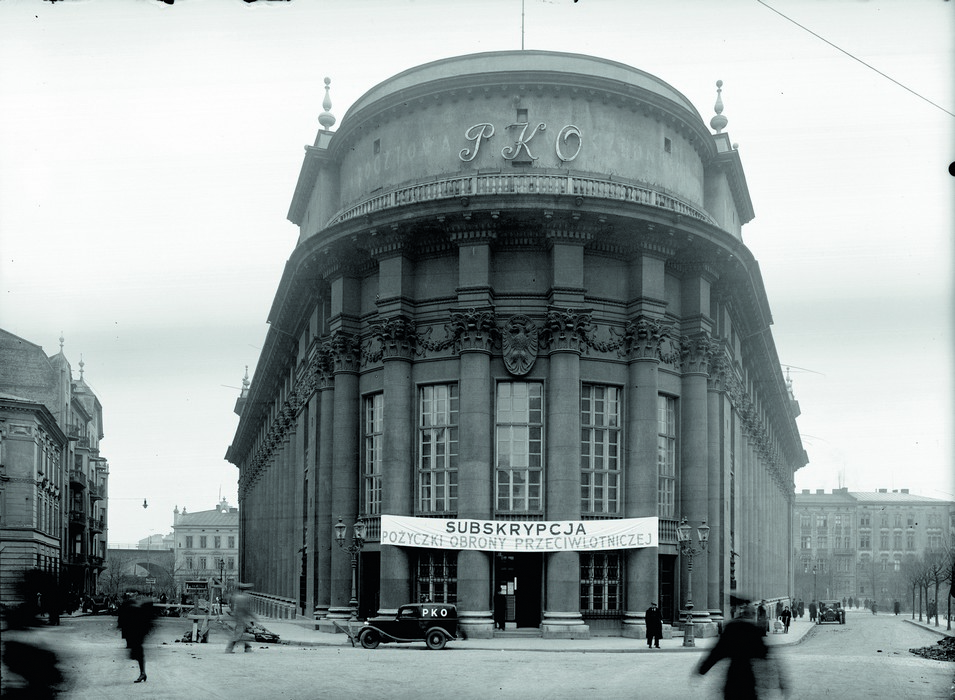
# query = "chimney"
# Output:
<box><xmin>901</xmin><ymin>489</ymin><xmax>909</xmax><ymax>494</ymax></box>
<box><xmin>878</xmin><ymin>489</ymin><xmax>887</xmax><ymax>493</ymax></box>
<box><xmin>816</xmin><ymin>489</ymin><xmax>824</xmax><ymax>495</ymax></box>
<box><xmin>802</xmin><ymin>489</ymin><xmax>810</xmax><ymax>494</ymax></box>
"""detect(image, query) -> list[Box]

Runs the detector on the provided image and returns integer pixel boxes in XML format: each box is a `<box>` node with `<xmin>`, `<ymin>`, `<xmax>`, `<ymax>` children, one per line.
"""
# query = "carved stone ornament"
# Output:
<box><xmin>502</xmin><ymin>315</ymin><xmax>539</xmax><ymax>376</ymax></box>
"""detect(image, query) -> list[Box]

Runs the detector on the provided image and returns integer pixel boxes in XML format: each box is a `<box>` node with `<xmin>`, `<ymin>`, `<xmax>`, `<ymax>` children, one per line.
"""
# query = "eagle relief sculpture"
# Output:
<box><xmin>502</xmin><ymin>315</ymin><xmax>539</xmax><ymax>376</ymax></box>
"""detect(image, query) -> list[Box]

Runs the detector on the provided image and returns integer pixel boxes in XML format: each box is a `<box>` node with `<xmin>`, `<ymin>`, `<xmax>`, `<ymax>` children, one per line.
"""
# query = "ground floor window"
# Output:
<box><xmin>415</xmin><ymin>550</ymin><xmax>457</xmax><ymax>604</ymax></box>
<box><xmin>580</xmin><ymin>551</ymin><xmax>622</xmax><ymax>616</ymax></box>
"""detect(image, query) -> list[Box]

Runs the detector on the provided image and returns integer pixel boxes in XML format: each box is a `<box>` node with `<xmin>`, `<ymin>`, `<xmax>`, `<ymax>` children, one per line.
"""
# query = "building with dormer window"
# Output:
<box><xmin>171</xmin><ymin>499</ymin><xmax>239</xmax><ymax>599</ymax></box>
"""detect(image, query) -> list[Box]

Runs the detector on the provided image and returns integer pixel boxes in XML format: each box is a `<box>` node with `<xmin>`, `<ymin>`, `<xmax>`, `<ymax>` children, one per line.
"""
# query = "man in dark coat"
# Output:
<box><xmin>698</xmin><ymin>604</ymin><xmax>787</xmax><ymax>700</ymax></box>
<box><xmin>645</xmin><ymin>602</ymin><xmax>663</xmax><ymax>649</ymax></box>
<box><xmin>808</xmin><ymin>600</ymin><xmax>817</xmax><ymax>622</ymax></box>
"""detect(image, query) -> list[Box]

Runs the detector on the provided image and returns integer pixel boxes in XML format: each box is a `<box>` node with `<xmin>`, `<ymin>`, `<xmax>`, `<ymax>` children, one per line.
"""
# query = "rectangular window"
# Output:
<box><xmin>185</xmin><ymin>536</ymin><xmax>193</xmax><ymax>549</ymax></box>
<box><xmin>228</xmin><ymin>536</ymin><xmax>235</xmax><ymax>549</ymax></box>
<box><xmin>800</xmin><ymin>514</ymin><xmax>811</xmax><ymax>529</ymax></box>
<box><xmin>415</xmin><ymin>550</ymin><xmax>457</xmax><ymax>604</ymax></box>
<box><xmin>815</xmin><ymin>515</ymin><xmax>827</xmax><ymax>528</ymax></box>
<box><xmin>363</xmin><ymin>393</ymin><xmax>383</xmax><ymax>516</ymax></box>
<box><xmin>418</xmin><ymin>384</ymin><xmax>459</xmax><ymax>514</ymax></box>
<box><xmin>880</xmin><ymin>532</ymin><xmax>889</xmax><ymax>550</ymax></box>
<box><xmin>860</xmin><ymin>513</ymin><xmax>871</xmax><ymax>527</ymax></box>
<box><xmin>906</xmin><ymin>533</ymin><xmax>914</xmax><ymax>550</ymax></box>
<box><xmin>860</xmin><ymin>534</ymin><xmax>870</xmax><ymax>549</ymax></box>
<box><xmin>817</xmin><ymin>535</ymin><xmax>828</xmax><ymax>549</ymax></box>
<box><xmin>198</xmin><ymin>557</ymin><xmax>206</xmax><ymax>570</ymax></box>
<box><xmin>214</xmin><ymin>536</ymin><xmax>221</xmax><ymax>549</ymax></box>
<box><xmin>228</xmin><ymin>557</ymin><xmax>235</xmax><ymax>570</ymax></box>
<box><xmin>657</xmin><ymin>395</ymin><xmax>676</xmax><ymax>518</ymax></box>
<box><xmin>187</xmin><ymin>557</ymin><xmax>194</xmax><ymax>570</ymax></box>
<box><xmin>200</xmin><ymin>536</ymin><xmax>207</xmax><ymax>549</ymax></box>
<box><xmin>928</xmin><ymin>533</ymin><xmax>941</xmax><ymax>549</ymax></box>
<box><xmin>893</xmin><ymin>533</ymin><xmax>903</xmax><ymax>550</ymax></box>
<box><xmin>800</xmin><ymin>536</ymin><xmax>811</xmax><ymax>550</ymax></box>
<box><xmin>906</xmin><ymin>514</ymin><xmax>914</xmax><ymax>528</ymax></box>
<box><xmin>495</xmin><ymin>382</ymin><xmax>543</xmax><ymax>513</ymax></box>
<box><xmin>580</xmin><ymin>551</ymin><xmax>623</xmax><ymax>615</ymax></box>
<box><xmin>580</xmin><ymin>384</ymin><xmax>621</xmax><ymax>515</ymax></box>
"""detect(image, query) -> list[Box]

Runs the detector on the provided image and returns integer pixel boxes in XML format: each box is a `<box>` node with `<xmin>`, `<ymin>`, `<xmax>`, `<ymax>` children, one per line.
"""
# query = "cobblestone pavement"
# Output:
<box><xmin>2</xmin><ymin>610</ymin><xmax>951</xmax><ymax>699</ymax></box>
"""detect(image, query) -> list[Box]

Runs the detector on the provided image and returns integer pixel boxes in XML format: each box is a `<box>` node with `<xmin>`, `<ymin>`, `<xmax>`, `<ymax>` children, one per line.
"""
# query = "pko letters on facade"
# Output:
<box><xmin>459</xmin><ymin>122</ymin><xmax>582</xmax><ymax>163</ymax></box>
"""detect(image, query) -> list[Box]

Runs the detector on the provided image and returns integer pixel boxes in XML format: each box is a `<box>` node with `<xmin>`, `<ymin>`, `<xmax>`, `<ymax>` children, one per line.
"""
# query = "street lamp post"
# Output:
<box><xmin>676</xmin><ymin>517</ymin><xmax>710</xmax><ymax>647</ymax></box>
<box><xmin>334</xmin><ymin>516</ymin><xmax>366</xmax><ymax>621</ymax></box>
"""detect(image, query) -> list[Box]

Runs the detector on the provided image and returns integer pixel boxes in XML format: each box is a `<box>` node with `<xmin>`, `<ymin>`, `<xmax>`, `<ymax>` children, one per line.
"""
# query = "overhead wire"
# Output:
<box><xmin>756</xmin><ymin>0</ymin><xmax>955</xmax><ymax>119</ymax></box>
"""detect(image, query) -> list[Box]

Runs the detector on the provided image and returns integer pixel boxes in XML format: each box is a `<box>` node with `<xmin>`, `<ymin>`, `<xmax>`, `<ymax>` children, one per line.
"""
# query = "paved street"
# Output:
<box><xmin>3</xmin><ymin>610</ymin><xmax>951</xmax><ymax>699</ymax></box>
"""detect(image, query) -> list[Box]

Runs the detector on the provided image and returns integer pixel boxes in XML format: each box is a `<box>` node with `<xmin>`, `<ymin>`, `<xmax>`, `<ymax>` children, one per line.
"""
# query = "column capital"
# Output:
<box><xmin>540</xmin><ymin>306</ymin><xmax>593</xmax><ymax>354</ymax></box>
<box><xmin>365</xmin><ymin>314</ymin><xmax>418</xmax><ymax>362</ymax></box>
<box><xmin>680</xmin><ymin>334</ymin><xmax>720</xmax><ymax>375</ymax></box>
<box><xmin>447</xmin><ymin>307</ymin><xmax>499</xmax><ymax>355</ymax></box>
<box><xmin>324</xmin><ymin>331</ymin><xmax>361</xmax><ymax>374</ymax></box>
<box><xmin>614</xmin><ymin>315</ymin><xmax>676</xmax><ymax>361</ymax></box>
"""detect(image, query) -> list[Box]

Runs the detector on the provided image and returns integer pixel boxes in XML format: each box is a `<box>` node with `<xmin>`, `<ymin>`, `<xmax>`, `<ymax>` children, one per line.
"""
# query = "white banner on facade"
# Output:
<box><xmin>380</xmin><ymin>515</ymin><xmax>658</xmax><ymax>552</ymax></box>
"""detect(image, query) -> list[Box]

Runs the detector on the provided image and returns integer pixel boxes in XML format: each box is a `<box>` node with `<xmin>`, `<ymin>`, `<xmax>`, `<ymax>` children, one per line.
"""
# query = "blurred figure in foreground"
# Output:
<box><xmin>697</xmin><ymin>603</ymin><xmax>788</xmax><ymax>700</ymax></box>
<box><xmin>225</xmin><ymin>582</ymin><xmax>258</xmax><ymax>654</ymax></box>
<box><xmin>117</xmin><ymin>594</ymin><xmax>155</xmax><ymax>683</ymax></box>
<box><xmin>1</xmin><ymin>570</ymin><xmax>65</xmax><ymax>699</ymax></box>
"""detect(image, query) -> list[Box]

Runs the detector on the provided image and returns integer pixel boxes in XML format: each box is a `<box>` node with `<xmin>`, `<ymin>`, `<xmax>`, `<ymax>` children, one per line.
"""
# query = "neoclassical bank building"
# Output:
<box><xmin>226</xmin><ymin>51</ymin><xmax>806</xmax><ymax>639</ymax></box>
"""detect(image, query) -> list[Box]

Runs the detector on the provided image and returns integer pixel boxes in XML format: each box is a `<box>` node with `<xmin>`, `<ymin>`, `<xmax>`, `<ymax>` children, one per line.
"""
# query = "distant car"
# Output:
<box><xmin>358</xmin><ymin>603</ymin><xmax>458</xmax><ymax>650</ymax></box>
<box><xmin>84</xmin><ymin>595</ymin><xmax>113</xmax><ymax>614</ymax></box>
<box><xmin>817</xmin><ymin>600</ymin><xmax>845</xmax><ymax>624</ymax></box>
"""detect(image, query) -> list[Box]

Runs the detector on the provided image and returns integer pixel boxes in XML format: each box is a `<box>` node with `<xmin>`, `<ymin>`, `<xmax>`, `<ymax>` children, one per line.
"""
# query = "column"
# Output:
<box><xmin>378</xmin><ymin>316</ymin><xmax>415</xmax><ymax>614</ymax></box>
<box><xmin>305</xmin><ymin>390</ymin><xmax>320</xmax><ymax>618</ymax></box>
<box><xmin>315</xmin><ymin>373</ymin><xmax>335</xmax><ymax>619</ymax></box>
<box><xmin>679</xmin><ymin>334</ymin><xmax>715</xmax><ymax>636</ymax></box>
<box><xmin>706</xmin><ymin>359</ymin><xmax>725</xmax><ymax>626</ymax></box>
<box><xmin>326</xmin><ymin>332</ymin><xmax>361</xmax><ymax>620</ymax></box>
<box><xmin>450</xmin><ymin>231</ymin><xmax>496</xmax><ymax>639</ymax></box>
<box><xmin>542</xmin><ymin>328</ymin><xmax>587</xmax><ymax>638</ymax></box>
<box><xmin>621</xmin><ymin>318</ymin><xmax>666</xmax><ymax>638</ymax></box>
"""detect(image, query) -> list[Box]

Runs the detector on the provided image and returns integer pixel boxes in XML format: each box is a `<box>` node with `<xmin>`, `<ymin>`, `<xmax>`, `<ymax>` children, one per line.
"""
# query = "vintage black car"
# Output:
<box><xmin>817</xmin><ymin>600</ymin><xmax>846</xmax><ymax>624</ymax></box>
<box><xmin>358</xmin><ymin>603</ymin><xmax>458</xmax><ymax>650</ymax></box>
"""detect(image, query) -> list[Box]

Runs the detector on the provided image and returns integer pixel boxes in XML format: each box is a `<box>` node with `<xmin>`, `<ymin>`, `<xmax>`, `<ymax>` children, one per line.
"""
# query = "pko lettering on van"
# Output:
<box><xmin>421</xmin><ymin>607</ymin><xmax>449</xmax><ymax>617</ymax></box>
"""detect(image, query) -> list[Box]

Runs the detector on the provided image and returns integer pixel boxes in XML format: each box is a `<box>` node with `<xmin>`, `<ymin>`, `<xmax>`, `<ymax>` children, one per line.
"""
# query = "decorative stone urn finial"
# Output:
<box><xmin>710</xmin><ymin>80</ymin><xmax>728</xmax><ymax>133</ymax></box>
<box><xmin>319</xmin><ymin>77</ymin><xmax>336</xmax><ymax>129</ymax></box>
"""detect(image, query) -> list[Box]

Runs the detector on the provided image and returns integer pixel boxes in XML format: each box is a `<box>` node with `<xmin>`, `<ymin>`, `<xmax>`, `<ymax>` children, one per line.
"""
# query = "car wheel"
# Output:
<box><xmin>425</xmin><ymin>630</ymin><xmax>447</xmax><ymax>650</ymax></box>
<box><xmin>360</xmin><ymin>630</ymin><xmax>380</xmax><ymax>649</ymax></box>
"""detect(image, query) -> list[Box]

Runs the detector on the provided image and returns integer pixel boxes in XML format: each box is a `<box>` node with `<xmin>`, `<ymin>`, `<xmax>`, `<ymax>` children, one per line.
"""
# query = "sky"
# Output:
<box><xmin>1</xmin><ymin>0</ymin><xmax>952</xmax><ymax>546</ymax></box>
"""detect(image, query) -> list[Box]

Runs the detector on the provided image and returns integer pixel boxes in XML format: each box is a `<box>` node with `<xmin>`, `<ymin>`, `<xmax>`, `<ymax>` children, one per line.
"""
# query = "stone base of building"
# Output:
<box><xmin>458</xmin><ymin>610</ymin><xmax>495</xmax><ymax>639</ymax></box>
<box><xmin>679</xmin><ymin>609</ymin><xmax>719</xmax><ymax>638</ymax></box>
<box><xmin>324</xmin><ymin>606</ymin><xmax>356</xmax><ymax>621</ymax></box>
<box><xmin>621</xmin><ymin>622</ymin><xmax>674</xmax><ymax>640</ymax></box>
<box><xmin>541</xmin><ymin>611</ymin><xmax>590</xmax><ymax>639</ymax></box>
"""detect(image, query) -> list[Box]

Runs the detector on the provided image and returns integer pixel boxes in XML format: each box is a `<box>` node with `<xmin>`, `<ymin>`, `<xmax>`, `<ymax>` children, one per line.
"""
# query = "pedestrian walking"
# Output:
<box><xmin>226</xmin><ymin>582</ymin><xmax>259</xmax><ymax>653</ymax></box>
<box><xmin>808</xmin><ymin>601</ymin><xmax>817</xmax><ymax>622</ymax></box>
<box><xmin>494</xmin><ymin>585</ymin><xmax>507</xmax><ymax>631</ymax></box>
<box><xmin>645</xmin><ymin>602</ymin><xmax>663</xmax><ymax>649</ymax></box>
<box><xmin>697</xmin><ymin>604</ymin><xmax>788</xmax><ymax>700</ymax></box>
<box><xmin>117</xmin><ymin>594</ymin><xmax>155</xmax><ymax>683</ymax></box>
<box><xmin>780</xmin><ymin>606</ymin><xmax>792</xmax><ymax>633</ymax></box>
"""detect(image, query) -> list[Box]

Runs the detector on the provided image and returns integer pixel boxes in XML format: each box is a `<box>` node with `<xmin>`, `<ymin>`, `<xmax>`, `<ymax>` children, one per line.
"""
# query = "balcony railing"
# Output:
<box><xmin>89</xmin><ymin>517</ymin><xmax>105</xmax><ymax>533</ymax></box>
<box><xmin>69</xmin><ymin>510</ymin><xmax>87</xmax><ymax>527</ymax></box>
<box><xmin>89</xmin><ymin>481</ymin><xmax>103</xmax><ymax>501</ymax></box>
<box><xmin>325</xmin><ymin>172</ymin><xmax>718</xmax><ymax>230</ymax></box>
<box><xmin>68</xmin><ymin>470</ymin><xmax>86</xmax><ymax>489</ymax></box>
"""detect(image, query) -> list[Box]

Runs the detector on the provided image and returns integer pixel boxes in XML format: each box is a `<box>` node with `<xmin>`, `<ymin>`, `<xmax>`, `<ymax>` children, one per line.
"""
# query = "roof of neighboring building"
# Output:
<box><xmin>173</xmin><ymin>500</ymin><xmax>238</xmax><ymax>529</ymax></box>
<box><xmin>795</xmin><ymin>489</ymin><xmax>952</xmax><ymax>506</ymax></box>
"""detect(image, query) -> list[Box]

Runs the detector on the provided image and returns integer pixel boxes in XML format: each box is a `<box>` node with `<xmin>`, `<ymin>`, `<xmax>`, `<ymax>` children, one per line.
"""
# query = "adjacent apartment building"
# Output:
<box><xmin>171</xmin><ymin>499</ymin><xmax>239</xmax><ymax>598</ymax></box>
<box><xmin>0</xmin><ymin>329</ymin><xmax>110</xmax><ymax>607</ymax></box>
<box><xmin>226</xmin><ymin>51</ymin><xmax>807</xmax><ymax>638</ymax></box>
<box><xmin>794</xmin><ymin>488</ymin><xmax>954</xmax><ymax>608</ymax></box>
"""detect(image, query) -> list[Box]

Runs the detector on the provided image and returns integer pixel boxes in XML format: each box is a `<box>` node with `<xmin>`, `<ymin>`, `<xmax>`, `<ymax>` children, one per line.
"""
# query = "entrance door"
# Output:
<box><xmin>495</xmin><ymin>553</ymin><xmax>543</xmax><ymax>628</ymax></box>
